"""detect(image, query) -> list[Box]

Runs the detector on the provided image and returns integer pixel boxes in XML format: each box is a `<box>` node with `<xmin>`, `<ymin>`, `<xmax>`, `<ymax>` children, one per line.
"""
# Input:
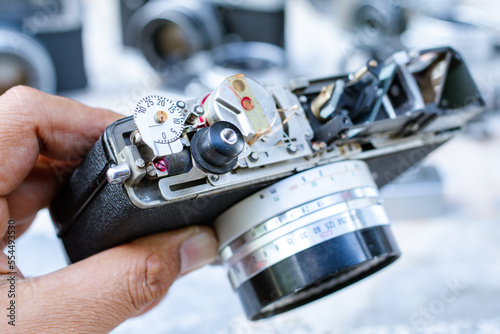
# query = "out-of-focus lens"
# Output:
<box><xmin>0</xmin><ymin>54</ymin><xmax>29</xmax><ymax>95</ymax></box>
<box><xmin>126</xmin><ymin>0</ymin><xmax>222</xmax><ymax>71</ymax></box>
<box><xmin>152</xmin><ymin>20</ymin><xmax>191</xmax><ymax>63</ymax></box>
<box><xmin>0</xmin><ymin>29</ymin><xmax>56</xmax><ymax>94</ymax></box>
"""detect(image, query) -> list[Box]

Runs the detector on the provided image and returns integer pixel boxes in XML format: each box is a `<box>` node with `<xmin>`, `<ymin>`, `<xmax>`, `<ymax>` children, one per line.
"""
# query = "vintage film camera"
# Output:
<box><xmin>0</xmin><ymin>0</ymin><xmax>87</xmax><ymax>95</ymax></box>
<box><xmin>51</xmin><ymin>48</ymin><xmax>483</xmax><ymax>320</ymax></box>
<box><xmin>119</xmin><ymin>0</ymin><xmax>285</xmax><ymax>85</ymax></box>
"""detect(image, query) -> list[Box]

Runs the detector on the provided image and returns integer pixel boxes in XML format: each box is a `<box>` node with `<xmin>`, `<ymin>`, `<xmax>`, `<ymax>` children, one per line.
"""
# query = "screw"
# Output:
<box><xmin>176</xmin><ymin>100</ymin><xmax>186</xmax><ymax>109</ymax></box>
<box><xmin>135</xmin><ymin>158</ymin><xmax>145</xmax><ymax>168</ymax></box>
<box><xmin>241</xmin><ymin>97</ymin><xmax>254</xmax><ymax>110</ymax></box>
<box><xmin>210</xmin><ymin>174</ymin><xmax>220</xmax><ymax>182</ymax></box>
<box><xmin>287</xmin><ymin>145</ymin><xmax>298</xmax><ymax>154</ymax></box>
<box><xmin>368</xmin><ymin>59</ymin><xmax>378</xmax><ymax>68</ymax></box>
<box><xmin>194</xmin><ymin>105</ymin><xmax>204</xmax><ymax>116</ymax></box>
<box><xmin>132</xmin><ymin>131</ymin><xmax>142</xmax><ymax>145</ymax></box>
<box><xmin>311</xmin><ymin>141</ymin><xmax>326</xmax><ymax>152</ymax></box>
<box><xmin>155</xmin><ymin>110</ymin><xmax>168</xmax><ymax>123</ymax></box>
<box><xmin>248</xmin><ymin>151</ymin><xmax>259</xmax><ymax>162</ymax></box>
<box><xmin>187</xmin><ymin>105</ymin><xmax>205</xmax><ymax>124</ymax></box>
<box><xmin>146</xmin><ymin>162</ymin><xmax>156</xmax><ymax>177</ymax></box>
<box><xmin>154</xmin><ymin>159</ymin><xmax>167</xmax><ymax>172</ymax></box>
<box><xmin>220</xmin><ymin>128</ymin><xmax>238</xmax><ymax>145</ymax></box>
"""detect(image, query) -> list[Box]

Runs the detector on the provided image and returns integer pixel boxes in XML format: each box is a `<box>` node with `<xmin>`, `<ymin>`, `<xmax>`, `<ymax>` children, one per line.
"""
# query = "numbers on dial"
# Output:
<box><xmin>133</xmin><ymin>95</ymin><xmax>185</xmax><ymax>145</ymax></box>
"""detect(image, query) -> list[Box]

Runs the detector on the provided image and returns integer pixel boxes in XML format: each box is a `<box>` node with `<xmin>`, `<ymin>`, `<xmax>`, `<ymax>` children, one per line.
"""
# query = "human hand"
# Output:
<box><xmin>0</xmin><ymin>86</ymin><xmax>218</xmax><ymax>333</ymax></box>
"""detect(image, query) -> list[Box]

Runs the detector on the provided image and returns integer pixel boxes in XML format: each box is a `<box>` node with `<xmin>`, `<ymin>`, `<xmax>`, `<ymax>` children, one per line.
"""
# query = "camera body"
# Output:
<box><xmin>119</xmin><ymin>0</ymin><xmax>285</xmax><ymax>78</ymax></box>
<box><xmin>51</xmin><ymin>48</ymin><xmax>483</xmax><ymax>320</ymax></box>
<box><xmin>0</xmin><ymin>0</ymin><xmax>87</xmax><ymax>94</ymax></box>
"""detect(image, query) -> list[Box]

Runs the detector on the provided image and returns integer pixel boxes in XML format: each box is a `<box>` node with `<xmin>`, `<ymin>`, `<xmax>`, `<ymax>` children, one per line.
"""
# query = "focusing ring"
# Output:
<box><xmin>215</xmin><ymin>160</ymin><xmax>400</xmax><ymax>319</ymax></box>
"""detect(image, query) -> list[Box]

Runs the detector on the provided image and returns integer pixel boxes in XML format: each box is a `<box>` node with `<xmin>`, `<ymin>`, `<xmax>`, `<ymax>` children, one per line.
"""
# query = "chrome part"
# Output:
<box><xmin>106</xmin><ymin>163</ymin><xmax>131</xmax><ymax>185</ymax></box>
<box><xmin>213</xmin><ymin>161</ymin><xmax>388</xmax><ymax>289</ymax></box>
<box><xmin>116</xmin><ymin>146</ymin><xmax>147</xmax><ymax>186</ymax></box>
<box><xmin>227</xmin><ymin>203</ymin><xmax>389</xmax><ymax>289</ymax></box>
<box><xmin>221</xmin><ymin>186</ymin><xmax>379</xmax><ymax>257</ymax></box>
<box><xmin>204</xmin><ymin>75</ymin><xmax>277</xmax><ymax>144</ymax></box>
<box><xmin>186</xmin><ymin>105</ymin><xmax>205</xmax><ymax>124</ymax></box>
<box><xmin>176</xmin><ymin>100</ymin><xmax>186</xmax><ymax>109</ymax></box>
<box><xmin>220</xmin><ymin>128</ymin><xmax>238</xmax><ymax>145</ymax></box>
<box><xmin>135</xmin><ymin>158</ymin><xmax>145</xmax><ymax>169</ymax></box>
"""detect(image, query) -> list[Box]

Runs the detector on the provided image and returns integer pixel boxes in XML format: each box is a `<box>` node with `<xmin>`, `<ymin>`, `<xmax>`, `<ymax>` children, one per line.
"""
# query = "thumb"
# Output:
<box><xmin>13</xmin><ymin>226</ymin><xmax>218</xmax><ymax>333</ymax></box>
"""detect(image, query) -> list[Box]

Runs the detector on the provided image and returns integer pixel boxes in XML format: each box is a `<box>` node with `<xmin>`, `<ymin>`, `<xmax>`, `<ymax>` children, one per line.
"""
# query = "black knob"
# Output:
<box><xmin>191</xmin><ymin>121</ymin><xmax>245</xmax><ymax>174</ymax></box>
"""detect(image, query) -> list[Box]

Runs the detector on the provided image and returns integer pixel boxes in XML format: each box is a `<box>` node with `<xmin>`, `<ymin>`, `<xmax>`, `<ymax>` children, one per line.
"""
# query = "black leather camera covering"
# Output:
<box><xmin>50</xmin><ymin>133</ymin><xmax>274</xmax><ymax>262</ymax></box>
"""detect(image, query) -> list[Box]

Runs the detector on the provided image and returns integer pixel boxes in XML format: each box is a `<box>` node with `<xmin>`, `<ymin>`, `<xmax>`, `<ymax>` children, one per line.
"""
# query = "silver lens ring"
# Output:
<box><xmin>225</xmin><ymin>193</ymin><xmax>388</xmax><ymax>289</ymax></box>
<box><xmin>215</xmin><ymin>160</ymin><xmax>400</xmax><ymax>319</ymax></box>
<box><xmin>220</xmin><ymin>186</ymin><xmax>379</xmax><ymax>258</ymax></box>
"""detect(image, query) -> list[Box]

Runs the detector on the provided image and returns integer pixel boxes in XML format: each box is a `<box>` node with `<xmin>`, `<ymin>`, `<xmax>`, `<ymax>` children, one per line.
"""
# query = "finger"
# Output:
<box><xmin>0</xmin><ymin>86</ymin><xmax>121</xmax><ymax>196</ymax></box>
<box><xmin>5</xmin><ymin>157</ymin><xmax>67</xmax><ymax>222</ymax></box>
<box><xmin>6</xmin><ymin>226</ymin><xmax>218</xmax><ymax>334</ymax></box>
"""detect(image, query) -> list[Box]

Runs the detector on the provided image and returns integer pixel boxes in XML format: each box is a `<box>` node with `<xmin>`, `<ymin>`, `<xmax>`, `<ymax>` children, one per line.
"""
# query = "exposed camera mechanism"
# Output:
<box><xmin>51</xmin><ymin>48</ymin><xmax>483</xmax><ymax>320</ymax></box>
<box><xmin>0</xmin><ymin>0</ymin><xmax>87</xmax><ymax>94</ymax></box>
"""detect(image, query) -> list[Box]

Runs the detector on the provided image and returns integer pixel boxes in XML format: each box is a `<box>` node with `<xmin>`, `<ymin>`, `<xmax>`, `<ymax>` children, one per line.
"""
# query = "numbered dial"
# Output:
<box><xmin>134</xmin><ymin>95</ymin><xmax>185</xmax><ymax>156</ymax></box>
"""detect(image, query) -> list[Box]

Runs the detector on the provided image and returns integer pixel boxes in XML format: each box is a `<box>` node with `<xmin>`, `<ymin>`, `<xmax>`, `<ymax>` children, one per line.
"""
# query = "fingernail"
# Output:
<box><xmin>179</xmin><ymin>231</ymin><xmax>218</xmax><ymax>276</ymax></box>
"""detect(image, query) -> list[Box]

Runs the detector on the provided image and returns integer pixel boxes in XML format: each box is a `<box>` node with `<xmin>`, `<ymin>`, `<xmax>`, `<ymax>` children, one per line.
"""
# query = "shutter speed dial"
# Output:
<box><xmin>134</xmin><ymin>95</ymin><xmax>185</xmax><ymax>156</ymax></box>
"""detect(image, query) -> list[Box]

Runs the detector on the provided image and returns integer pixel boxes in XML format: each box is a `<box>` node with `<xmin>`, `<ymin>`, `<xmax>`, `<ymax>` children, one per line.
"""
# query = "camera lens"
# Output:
<box><xmin>126</xmin><ymin>0</ymin><xmax>222</xmax><ymax>71</ymax></box>
<box><xmin>215</xmin><ymin>160</ymin><xmax>400</xmax><ymax>320</ymax></box>
<box><xmin>0</xmin><ymin>54</ymin><xmax>29</xmax><ymax>95</ymax></box>
<box><xmin>152</xmin><ymin>21</ymin><xmax>190</xmax><ymax>63</ymax></box>
<box><xmin>0</xmin><ymin>29</ymin><xmax>56</xmax><ymax>94</ymax></box>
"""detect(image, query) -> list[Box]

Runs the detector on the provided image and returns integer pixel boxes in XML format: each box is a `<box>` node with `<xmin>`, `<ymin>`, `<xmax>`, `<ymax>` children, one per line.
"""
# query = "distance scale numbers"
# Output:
<box><xmin>134</xmin><ymin>95</ymin><xmax>185</xmax><ymax>156</ymax></box>
<box><xmin>223</xmin><ymin>162</ymin><xmax>388</xmax><ymax>287</ymax></box>
<box><xmin>228</xmin><ymin>203</ymin><xmax>390</xmax><ymax>288</ymax></box>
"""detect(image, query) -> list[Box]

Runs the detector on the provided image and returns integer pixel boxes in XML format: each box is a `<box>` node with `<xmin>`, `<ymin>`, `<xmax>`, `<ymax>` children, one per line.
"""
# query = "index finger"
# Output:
<box><xmin>0</xmin><ymin>86</ymin><xmax>121</xmax><ymax>196</ymax></box>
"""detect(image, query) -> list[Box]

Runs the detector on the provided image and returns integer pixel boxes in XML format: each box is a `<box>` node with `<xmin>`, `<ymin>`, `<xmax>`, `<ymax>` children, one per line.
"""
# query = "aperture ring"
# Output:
<box><xmin>220</xmin><ymin>186</ymin><xmax>379</xmax><ymax>261</ymax></box>
<box><xmin>223</xmin><ymin>194</ymin><xmax>390</xmax><ymax>289</ymax></box>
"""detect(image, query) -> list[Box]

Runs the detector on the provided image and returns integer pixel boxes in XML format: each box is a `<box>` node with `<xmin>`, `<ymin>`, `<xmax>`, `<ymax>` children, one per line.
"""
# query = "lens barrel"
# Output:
<box><xmin>215</xmin><ymin>160</ymin><xmax>400</xmax><ymax>319</ymax></box>
<box><xmin>126</xmin><ymin>0</ymin><xmax>222</xmax><ymax>71</ymax></box>
<box><xmin>0</xmin><ymin>29</ymin><xmax>56</xmax><ymax>94</ymax></box>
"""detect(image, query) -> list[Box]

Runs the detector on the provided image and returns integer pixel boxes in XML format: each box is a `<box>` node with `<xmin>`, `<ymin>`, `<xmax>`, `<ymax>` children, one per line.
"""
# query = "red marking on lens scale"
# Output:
<box><xmin>320</xmin><ymin>230</ymin><xmax>333</xmax><ymax>238</ymax></box>
<box><xmin>340</xmin><ymin>192</ymin><xmax>351</xmax><ymax>200</ymax></box>
<box><xmin>257</xmin><ymin>260</ymin><xmax>267</xmax><ymax>269</ymax></box>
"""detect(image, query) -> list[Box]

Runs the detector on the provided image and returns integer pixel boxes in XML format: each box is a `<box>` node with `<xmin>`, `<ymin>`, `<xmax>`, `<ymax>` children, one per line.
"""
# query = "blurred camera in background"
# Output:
<box><xmin>119</xmin><ymin>0</ymin><xmax>287</xmax><ymax>90</ymax></box>
<box><xmin>0</xmin><ymin>0</ymin><xmax>87</xmax><ymax>95</ymax></box>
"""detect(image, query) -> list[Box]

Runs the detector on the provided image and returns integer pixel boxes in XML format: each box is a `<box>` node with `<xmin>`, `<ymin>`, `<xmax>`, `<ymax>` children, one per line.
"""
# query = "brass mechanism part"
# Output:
<box><xmin>227</xmin><ymin>74</ymin><xmax>271</xmax><ymax>145</ymax></box>
<box><xmin>311</xmin><ymin>83</ymin><xmax>334</xmax><ymax>120</ymax></box>
<box><xmin>350</xmin><ymin>59</ymin><xmax>378</xmax><ymax>85</ymax></box>
<box><xmin>155</xmin><ymin>110</ymin><xmax>168</xmax><ymax>123</ymax></box>
<box><xmin>267</xmin><ymin>105</ymin><xmax>300</xmax><ymax>138</ymax></box>
<box><xmin>232</xmin><ymin>79</ymin><xmax>246</xmax><ymax>92</ymax></box>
